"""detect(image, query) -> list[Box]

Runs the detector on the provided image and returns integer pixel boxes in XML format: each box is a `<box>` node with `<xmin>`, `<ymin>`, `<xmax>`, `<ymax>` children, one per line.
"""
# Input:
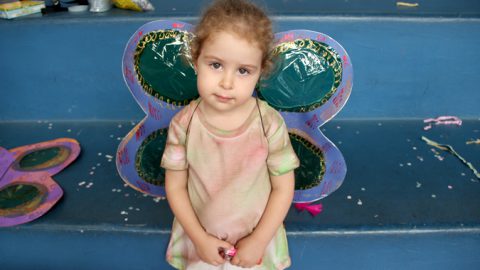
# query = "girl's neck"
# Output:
<box><xmin>198</xmin><ymin>97</ymin><xmax>257</xmax><ymax>132</ymax></box>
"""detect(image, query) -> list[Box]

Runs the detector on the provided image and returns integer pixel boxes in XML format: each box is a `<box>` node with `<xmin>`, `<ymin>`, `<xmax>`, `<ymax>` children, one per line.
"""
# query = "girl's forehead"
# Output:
<box><xmin>201</xmin><ymin>31</ymin><xmax>263</xmax><ymax>65</ymax></box>
<box><xmin>204</xmin><ymin>30</ymin><xmax>261</xmax><ymax>50</ymax></box>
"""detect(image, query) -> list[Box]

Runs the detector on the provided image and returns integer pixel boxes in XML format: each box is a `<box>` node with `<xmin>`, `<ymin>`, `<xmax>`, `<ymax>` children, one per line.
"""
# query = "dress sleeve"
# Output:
<box><xmin>160</xmin><ymin>105</ymin><xmax>192</xmax><ymax>171</ymax></box>
<box><xmin>265</xmin><ymin>109</ymin><xmax>300</xmax><ymax>176</ymax></box>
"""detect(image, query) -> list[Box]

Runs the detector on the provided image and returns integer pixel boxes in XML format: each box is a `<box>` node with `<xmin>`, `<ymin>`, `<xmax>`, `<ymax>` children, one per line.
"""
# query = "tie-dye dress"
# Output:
<box><xmin>161</xmin><ymin>98</ymin><xmax>300</xmax><ymax>270</ymax></box>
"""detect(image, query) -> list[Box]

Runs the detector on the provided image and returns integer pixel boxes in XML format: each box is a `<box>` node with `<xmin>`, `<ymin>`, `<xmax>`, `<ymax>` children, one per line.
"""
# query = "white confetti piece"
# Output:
<box><xmin>89</xmin><ymin>171</ymin><xmax>94</xmax><ymax>175</ymax></box>
<box><xmin>412</xmin><ymin>146</ymin><xmax>417</xmax><ymax>150</ymax></box>
<box><xmin>377</xmin><ymin>123</ymin><xmax>382</xmax><ymax>126</ymax></box>
<box><xmin>374</xmin><ymin>214</ymin><xmax>379</xmax><ymax>218</ymax></box>
<box><xmin>124</xmin><ymin>193</ymin><xmax>130</xmax><ymax>197</ymax></box>
<box><xmin>336</xmin><ymin>126</ymin><xmax>341</xmax><ymax>129</ymax></box>
<box><xmin>361</xmin><ymin>187</ymin><xmax>366</xmax><ymax>191</ymax></box>
<box><xmin>448</xmin><ymin>185</ymin><xmax>453</xmax><ymax>189</ymax></box>
<box><xmin>338</xmin><ymin>141</ymin><xmax>342</xmax><ymax>144</ymax></box>
<box><xmin>118</xmin><ymin>124</ymin><xmax>123</xmax><ymax>128</ymax></box>
<box><xmin>91</xmin><ymin>166</ymin><xmax>96</xmax><ymax>170</ymax></box>
<box><xmin>347</xmin><ymin>195</ymin><xmax>352</xmax><ymax>200</ymax></box>
<box><xmin>105</xmin><ymin>154</ymin><xmax>113</xmax><ymax>159</ymax></box>
<box><xmin>431</xmin><ymin>194</ymin><xmax>437</xmax><ymax>198</ymax></box>
<box><xmin>461</xmin><ymin>173</ymin><xmax>466</xmax><ymax>176</ymax></box>
<box><xmin>416</xmin><ymin>182</ymin><xmax>422</xmax><ymax>188</ymax></box>
<box><xmin>121</xmin><ymin>211</ymin><xmax>128</xmax><ymax>215</ymax></box>
<box><xmin>98</xmin><ymin>152</ymin><xmax>102</xmax><ymax>156</ymax></box>
<box><xmin>128</xmin><ymin>207</ymin><xmax>133</xmax><ymax>210</ymax></box>
<box><xmin>97</xmin><ymin>163</ymin><xmax>101</xmax><ymax>167</ymax></box>
<box><xmin>416</xmin><ymin>156</ymin><xmax>424</xmax><ymax>162</ymax></box>
<box><xmin>407</xmin><ymin>162</ymin><xmax>412</xmax><ymax>166</ymax></box>
<box><xmin>124</xmin><ymin>218</ymin><xmax>128</xmax><ymax>222</ymax></box>
<box><xmin>123</xmin><ymin>184</ymin><xmax>128</xmax><ymax>187</ymax></box>
<box><xmin>136</xmin><ymin>208</ymin><xmax>140</xmax><ymax>211</ymax></box>
<box><xmin>67</xmin><ymin>129</ymin><xmax>72</xmax><ymax>133</ymax></box>
<box><xmin>117</xmin><ymin>137</ymin><xmax>122</xmax><ymax>141</ymax></box>
<box><xmin>399</xmin><ymin>163</ymin><xmax>404</xmax><ymax>167</ymax></box>
<box><xmin>357</xmin><ymin>199</ymin><xmax>363</xmax><ymax>205</ymax></box>
<box><xmin>153</xmin><ymin>197</ymin><xmax>162</xmax><ymax>203</ymax></box>
<box><xmin>110</xmin><ymin>134</ymin><xmax>114</xmax><ymax>138</ymax></box>
<box><xmin>78</xmin><ymin>181</ymin><xmax>86</xmax><ymax>186</ymax></box>
<box><xmin>86</xmin><ymin>183</ymin><xmax>93</xmax><ymax>188</ymax></box>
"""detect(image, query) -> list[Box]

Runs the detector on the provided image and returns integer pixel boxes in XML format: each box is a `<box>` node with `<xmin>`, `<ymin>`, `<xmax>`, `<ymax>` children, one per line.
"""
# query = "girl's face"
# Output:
<box><xmin>195</xmin><ymin>30</ymin><xmax>263</xmax><ymax>115</ymax></box>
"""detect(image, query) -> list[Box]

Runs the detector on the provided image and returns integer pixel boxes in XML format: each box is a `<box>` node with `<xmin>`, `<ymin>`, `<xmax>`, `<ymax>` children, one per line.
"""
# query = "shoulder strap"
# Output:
<box><xmin>256</xmin><ymin>98</ymin><xmax>267</xmax><ymax>138</ymax></box>
<box><xmin>184</xmin><ymin>99</ymin><xmax>201</xmax><ymax>151</ymax></box>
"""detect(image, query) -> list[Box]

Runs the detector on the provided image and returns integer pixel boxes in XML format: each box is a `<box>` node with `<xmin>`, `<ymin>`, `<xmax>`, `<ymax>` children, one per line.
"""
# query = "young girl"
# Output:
<box><xmin>161</xmin><ymin>0</ymin><xmax>299</xmax><ymax>269</ymax></box>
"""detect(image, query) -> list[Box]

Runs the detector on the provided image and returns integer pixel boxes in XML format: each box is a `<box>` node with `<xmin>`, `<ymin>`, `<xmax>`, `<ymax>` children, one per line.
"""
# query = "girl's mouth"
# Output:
<box><xmin>214</xmin><ymin>94</ymin><xmax>233</xmax><ymax>102</ymax></box>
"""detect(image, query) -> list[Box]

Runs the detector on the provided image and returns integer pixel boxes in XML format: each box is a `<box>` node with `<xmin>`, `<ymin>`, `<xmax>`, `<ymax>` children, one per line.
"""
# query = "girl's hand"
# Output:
<box><xmin>194</xmin><ymin>234</ymin><xmax>233</xmax><ymax>266</ymax></box>
<box><xmin>230</xmin><ymin>235</ymin><xmax>265</xmax><ymax>268</ymax></box>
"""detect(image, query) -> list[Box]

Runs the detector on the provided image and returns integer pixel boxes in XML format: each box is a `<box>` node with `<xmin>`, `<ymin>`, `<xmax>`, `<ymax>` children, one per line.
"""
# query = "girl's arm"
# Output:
<box><xmin>165</xmin><ymin>169</ymin><xmax>233</xmax><ymax>266</ymax></box>
<box><xmin>231</xmin><ymin>170</ymin><xmax>295</xmax><ymax>268</ymax></box>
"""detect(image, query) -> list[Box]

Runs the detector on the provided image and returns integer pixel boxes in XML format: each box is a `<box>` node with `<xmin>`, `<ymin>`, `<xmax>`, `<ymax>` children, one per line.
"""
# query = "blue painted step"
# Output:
<box><xmin>1</xmin><ymin>120</ymin><xmax>479</xmax><ymax>269</ymax></box>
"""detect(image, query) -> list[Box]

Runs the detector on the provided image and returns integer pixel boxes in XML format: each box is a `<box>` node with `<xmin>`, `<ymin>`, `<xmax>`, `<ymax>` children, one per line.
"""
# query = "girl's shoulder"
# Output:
<box><xmin>257</xmin><ymin>99</ymin><xmax>287</xmax><ymax>136</ymax></box>
<box><xmin>170</xmin><ymin>98</ymin><xmax>201</xmax><ymax>130</ymax></box>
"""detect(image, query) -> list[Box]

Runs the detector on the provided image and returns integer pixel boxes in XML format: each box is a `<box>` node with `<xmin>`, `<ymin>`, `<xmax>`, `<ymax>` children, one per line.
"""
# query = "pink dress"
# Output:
<box><xmin>161</xmin><ymin>98</ymin><xmax>300</xmax><ymax>270</ymax></box>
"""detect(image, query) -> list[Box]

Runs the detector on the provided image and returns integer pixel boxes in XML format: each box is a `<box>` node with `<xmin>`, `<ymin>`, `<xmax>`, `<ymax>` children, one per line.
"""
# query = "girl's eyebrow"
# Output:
<box><xmin>203</xmin><ymin>55</ymin><xmax>259</xmax><ymax>70</ymax></box>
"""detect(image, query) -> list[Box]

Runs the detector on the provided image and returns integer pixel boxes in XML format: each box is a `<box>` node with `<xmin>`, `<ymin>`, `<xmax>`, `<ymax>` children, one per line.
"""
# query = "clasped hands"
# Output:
<box><xmin>194</xmin><ymin>233</ymin><xmax>265</xmax><ymax>268</ymax></box>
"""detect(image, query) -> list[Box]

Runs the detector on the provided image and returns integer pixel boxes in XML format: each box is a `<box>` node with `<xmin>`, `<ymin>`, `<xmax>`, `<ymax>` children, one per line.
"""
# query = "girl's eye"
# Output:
<box><xmin>210</xmin><ymin>62</ymin><xmax>221</xmax><ymax>69</ymax></box>
<box><xmin>238</xmin><ymin>68</ymin><xmax>249</xmax><ymax>75</ymax></box>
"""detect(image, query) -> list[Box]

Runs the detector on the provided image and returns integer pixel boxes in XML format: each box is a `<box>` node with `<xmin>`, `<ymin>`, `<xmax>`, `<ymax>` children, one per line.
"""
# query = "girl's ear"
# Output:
<box><xmin>193</xmin><ymin>60</ymin><xmax>198</xmax><ymax>75</ymax></box>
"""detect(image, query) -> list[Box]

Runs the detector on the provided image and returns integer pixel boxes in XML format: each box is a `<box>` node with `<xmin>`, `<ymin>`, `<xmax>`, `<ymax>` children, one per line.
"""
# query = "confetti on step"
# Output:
<box><xmin>431</xmin><ymin>194</ymin><xmax>437</xmax><ymax>199</ymax></box>
<box><xmin>357</xmin><ymin>199</ymin><xmax>363</xmax><ymax>206</ymax></box>
<box><xmin>347</xmin><ymin>195</ymin><xmax>352</xmax><ymax>200</ymax></box>
<box><xmin>466</xmin><ymin>139</ymin><xmax>480</xmax><ymax>145</ymax></box>
<box><xmin>78</xmin><ymin>181</ymin><xmax>86</xmax><ymax>186</ymax></box>
<box><xmin>422</xmin><ymin>136</ymin><xmax>480</xmax><ymax>180</ymax></box>
<box><xmin>416</xmin><ymin>182</ymin><xmax>422</xmax><ymax>188</ymax></box>
<box><xmin>423</xmin><ymin>116</ymin><xmax>462</xmax><ymax>130</ymax></box>
<box><xmin>396</xmin><ymin>1</ymin><xmax>419</xmax><ymax>7</ymax></box>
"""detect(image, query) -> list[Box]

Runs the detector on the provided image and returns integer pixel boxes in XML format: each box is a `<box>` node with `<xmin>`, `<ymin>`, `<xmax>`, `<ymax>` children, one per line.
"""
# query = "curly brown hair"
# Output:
<box><xmin>191</xmin><ymin>0</ymin><xmax>274</xmax><ymax>75</ymax></box>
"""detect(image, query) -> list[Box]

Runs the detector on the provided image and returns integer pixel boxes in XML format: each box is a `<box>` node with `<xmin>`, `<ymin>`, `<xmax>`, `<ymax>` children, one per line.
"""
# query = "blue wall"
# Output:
<box><xmin>1</xmin><ymin>16</ymin><xmax>479</xmax><ymax>120</ymax></box>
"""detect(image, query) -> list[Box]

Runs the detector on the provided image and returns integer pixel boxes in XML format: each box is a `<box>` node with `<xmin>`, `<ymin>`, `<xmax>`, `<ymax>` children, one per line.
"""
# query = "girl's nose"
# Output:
<box><xmin>219</xmin><ymin>72</ymin><xmax>234</xmax><ymax>90</ymax></box>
